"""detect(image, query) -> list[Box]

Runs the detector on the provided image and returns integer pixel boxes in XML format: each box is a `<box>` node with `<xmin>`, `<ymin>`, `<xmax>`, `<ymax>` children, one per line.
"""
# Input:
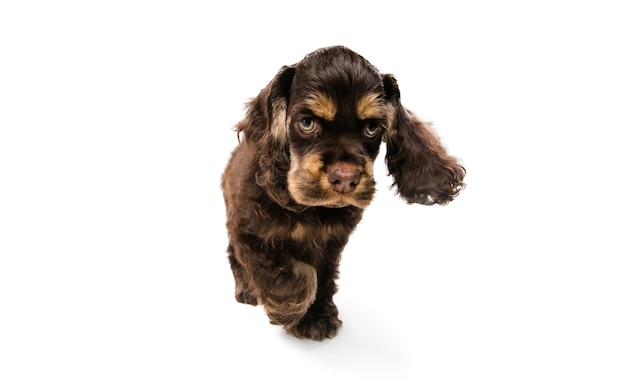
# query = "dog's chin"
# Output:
<box><xmin>290</xmin><ymin>193</ymin><xmax>373</xmax><ymax>209</ymax></box>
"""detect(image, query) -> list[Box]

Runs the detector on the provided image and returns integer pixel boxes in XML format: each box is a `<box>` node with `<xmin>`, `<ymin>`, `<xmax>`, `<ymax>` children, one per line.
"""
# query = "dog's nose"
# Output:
<box><xmin>327</xmin><ymin>166</ymin><xmax>361</xmax><ymax>194</ymax></box>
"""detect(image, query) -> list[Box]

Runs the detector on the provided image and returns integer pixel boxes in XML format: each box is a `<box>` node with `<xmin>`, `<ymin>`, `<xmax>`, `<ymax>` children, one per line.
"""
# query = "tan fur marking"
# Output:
<box><xmin>290</xmin><ymin>221</ymin><xmax>337</xmax><ymax>243</ymax></box>
<box><xmin>305</xmin><ymin>93</ymin><xmax>336</xmax><ymax>121</ymax></box>
<box><xmin>287</xmin><ymin>153</ymin><xmax>325</xmax><ymax>202</ymax></box>
<box><xmin>291</xmin><ymin>222</ymin><xmax>307</xmax><ymax>241</ymax></box>
<box><xmin>271</xmin><ymin>98</ymin><xmax>288</xmax><ymax>143</ymax></box>
<box><xmin>356</xmin><ymin>93</ymin><xmax>385</xmax><ymax>120</ymax></box>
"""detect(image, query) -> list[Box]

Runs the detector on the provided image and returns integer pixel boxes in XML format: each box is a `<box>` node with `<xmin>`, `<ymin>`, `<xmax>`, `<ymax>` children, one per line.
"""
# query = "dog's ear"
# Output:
<box><xmin>237</xmin><ymin>65</ymin><xmax>295</xmax><ymax>145</ymax></box>
<box><xmin>382</xmin><ymin>74</ymin><xmax>465</xmax><ymax>205</ymax></box>
<box><xmin>236</xmin><ymin>65</ymin><xmax>297</xmax><ymax>208</ymax></box>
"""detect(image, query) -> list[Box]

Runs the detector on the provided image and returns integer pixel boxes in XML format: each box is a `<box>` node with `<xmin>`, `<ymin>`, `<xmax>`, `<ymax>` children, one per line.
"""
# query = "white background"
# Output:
<box><xmin>1</xmin><ymin>1</ymin><xmax>625</xmax><ymax>390</ymax></box>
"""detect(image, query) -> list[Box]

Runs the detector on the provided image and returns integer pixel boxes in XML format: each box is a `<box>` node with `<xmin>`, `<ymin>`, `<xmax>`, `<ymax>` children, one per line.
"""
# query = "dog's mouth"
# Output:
<box><xmin>287</xmin><ymin>155</ymin><xmax>376</xmax><ymax>209</ymax></box>
<box><xmin>288</xmin><ymin>184</ymin><xmax>375</xmax><ymax>209</ymax></box>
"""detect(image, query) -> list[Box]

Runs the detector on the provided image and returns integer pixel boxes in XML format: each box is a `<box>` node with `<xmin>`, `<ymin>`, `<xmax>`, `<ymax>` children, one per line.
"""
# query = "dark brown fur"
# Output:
<box><xmin>222</xmin><ymin>46</ymin><xmax>465</xmax><ymax>340</ymax></box>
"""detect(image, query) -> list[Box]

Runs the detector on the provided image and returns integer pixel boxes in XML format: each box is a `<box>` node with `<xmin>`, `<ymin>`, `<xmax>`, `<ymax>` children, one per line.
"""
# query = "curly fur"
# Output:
<box><xmin>222</xmin><ymin>46</ymin><xmax>465</xmax><ymax>340</ymax></box>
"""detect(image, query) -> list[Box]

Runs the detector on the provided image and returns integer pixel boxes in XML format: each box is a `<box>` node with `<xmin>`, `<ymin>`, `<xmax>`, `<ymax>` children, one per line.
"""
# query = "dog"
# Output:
<box><xmin>221</xmin><ymin>46</ymin><xmax>465</xmax><ymax>340</ymax></box>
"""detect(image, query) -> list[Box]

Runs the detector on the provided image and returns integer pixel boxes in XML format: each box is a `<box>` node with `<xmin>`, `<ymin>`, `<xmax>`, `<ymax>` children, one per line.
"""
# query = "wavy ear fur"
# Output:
<box><xmin>383</xmin><ymin>74</ymin><xmax>466</xmax><ymax>205</ymax></box>
<box><xmin>236</xmin><ymin>66</ymin><xmax>297</xmax><ymax>208</ymax></box>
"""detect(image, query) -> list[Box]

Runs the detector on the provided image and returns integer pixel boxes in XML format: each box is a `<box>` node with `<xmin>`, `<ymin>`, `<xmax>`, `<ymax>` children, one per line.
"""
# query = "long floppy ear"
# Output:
<box><xmin>236</xmin><ymin>66</ymin><xmax>297</xmax><ymax>208</ymax></box>
<box><xmin>383</xmin><ymin>74</ymin><xmax>466</xmax><ymax>205</ymax></box>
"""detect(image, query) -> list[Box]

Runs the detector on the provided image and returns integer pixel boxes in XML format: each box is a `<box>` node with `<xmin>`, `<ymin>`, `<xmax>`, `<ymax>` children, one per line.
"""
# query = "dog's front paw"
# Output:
<box><xmin>261</xmin><ymin>262</ymin><xmax>318</xmax><ymax>327</ymax></box>
<box><xmin>288</xmin><ymin>313</ymin><xmax>343</xmax><ymax>341</ymax></box>
<box><xmin>235</xmin><ymin>288</ymin><xmax>258</xmax><ymax>306</ymax></box>
<box><xmin>287</xmin><ymin>301</ymin><xmax>342</xmax><ymax>340</ymax></box>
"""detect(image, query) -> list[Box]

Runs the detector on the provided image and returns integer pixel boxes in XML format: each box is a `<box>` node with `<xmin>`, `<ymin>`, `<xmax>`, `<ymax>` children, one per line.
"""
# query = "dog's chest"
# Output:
<box><xmin>289</xmin><ymin>221</ymin><xmax>336</xmax><ymax>243</ymax></box>
<box><xmin>291</xmin><ymin>207</ymin><xmax>362</xmax><ymax>242</ymax></box>
<box><xmin>283</xmin><ymin>219</ymin><xmax>353</xmax><ymax>265</ymax></box>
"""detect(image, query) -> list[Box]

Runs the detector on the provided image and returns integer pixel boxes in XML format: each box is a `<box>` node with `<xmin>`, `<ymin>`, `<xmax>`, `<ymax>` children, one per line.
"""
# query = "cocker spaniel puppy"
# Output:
<box><xmin>222</xmin><ymin>46</ymin><xmax>465</xmax><ymax>340</ymax></box>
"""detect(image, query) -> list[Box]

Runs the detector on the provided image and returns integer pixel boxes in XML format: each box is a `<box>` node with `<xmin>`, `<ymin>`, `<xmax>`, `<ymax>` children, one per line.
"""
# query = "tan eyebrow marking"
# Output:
<box><xmin>356</xmin><ymin>93</ymin><xmax>385</xmax><ymax>120</ymax></box>
<box><xmin>304</xmin><ymin>93</ymin><xmax>336</xmax><ymax>121</ymax></box>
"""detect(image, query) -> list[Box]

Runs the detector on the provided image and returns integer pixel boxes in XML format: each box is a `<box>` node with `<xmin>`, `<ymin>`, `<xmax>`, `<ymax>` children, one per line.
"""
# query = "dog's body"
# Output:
<box><xmin>222</xmin><ymin>46</ymin><xmax>465</xmax><ymax>340</ymax></box>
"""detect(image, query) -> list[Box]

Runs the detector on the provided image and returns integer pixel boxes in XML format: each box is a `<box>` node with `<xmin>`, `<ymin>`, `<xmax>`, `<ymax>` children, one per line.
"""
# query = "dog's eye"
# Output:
<box><xmin>363</xmin><ymin>122</ymin><xmax>381</xmax><ymax>138</ymax></box>
<box><xmin>298</xmin><ymin>118</ymin><xmax>317</xmax><ymax>134</ymax></box>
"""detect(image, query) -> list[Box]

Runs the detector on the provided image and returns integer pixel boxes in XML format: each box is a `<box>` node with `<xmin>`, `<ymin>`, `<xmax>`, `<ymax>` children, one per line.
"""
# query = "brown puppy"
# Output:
<box><xmin>222</xmin><ymin>46</ymin><xmax>465</xmax><ymax>340</ymax></box>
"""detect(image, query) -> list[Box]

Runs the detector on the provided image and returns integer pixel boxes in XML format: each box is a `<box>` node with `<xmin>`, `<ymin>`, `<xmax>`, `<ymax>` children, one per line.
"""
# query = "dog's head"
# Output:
<box><xmin>236</xmin><ymin>46</ymin><xmax>465</xmax><ymax>210</ymax></box>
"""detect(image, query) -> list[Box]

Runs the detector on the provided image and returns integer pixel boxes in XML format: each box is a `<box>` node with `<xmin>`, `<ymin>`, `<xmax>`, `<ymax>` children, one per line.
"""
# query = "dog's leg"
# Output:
<box><xmin>286</xmin><ymin>262</ymin><xmax>342</xmax><ymax>340</ymax></box>
<box><xmin>227</xmin><ymin>243</ymin><xmax>258</xmax><ymax>305</ymax></box>
<box><xmin>257</xmin><ymin>261</ymin><xmax>318</xmax><ymax>330</ymax></box>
